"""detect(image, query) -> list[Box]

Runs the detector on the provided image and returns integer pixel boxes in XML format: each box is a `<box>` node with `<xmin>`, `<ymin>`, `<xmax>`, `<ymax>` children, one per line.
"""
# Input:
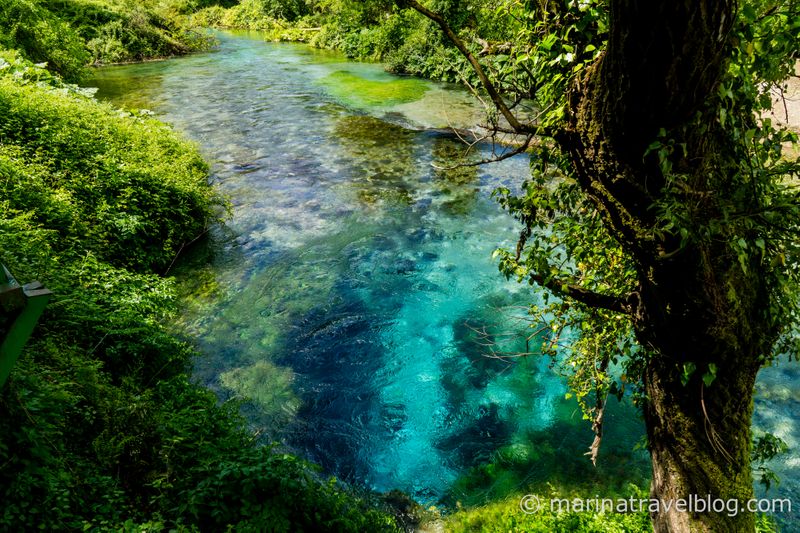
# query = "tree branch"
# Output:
<box><xmin>585</xmin><ymin>353</ymin><xmax>610</xmax><ymax>466</ymax></box>
<box><xmin>402</xmin><ymin>0</ymin><xmax>536</xmax><ymax>135</ymax></box>
<box><xmin>528</xmin><ymin>270</ymin><xmax>632</xmax><ymax>314</ymax></box>
<box><xmin>585</xmin><ymin>396</ymin><xmax>606</xmax><ymax>466</ymax></box>
<box><xmin>475</xmin><ymin>37</ymin><xmax>514</xmax><ymax>56</ymax></box>
<box><xmin>432</xmin><ymin>134</ymin><xmax>535</xmax><ymax>170</ymax></box>
<box><xmin>404</xmin><ymin>0</ymin><xmax>636</xmax><ymax>315</ymax></box>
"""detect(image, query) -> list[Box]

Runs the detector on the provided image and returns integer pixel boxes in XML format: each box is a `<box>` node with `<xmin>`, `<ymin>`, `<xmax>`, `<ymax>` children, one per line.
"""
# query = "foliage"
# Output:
<box><xmin>440</xmin><ymin>469</ymin><xmax>779</xmax><ymax>532</ymax></box>
<box><xmin>180</xmin><ymin>446</ymin><xmax>397</xmax><ymax>532</ymax></box>
<box><xmin>752</xmin><ymin>431</ymin><xmax>790</xmax><ymax>492</ymax></box>
<box><xmin>0</xmin><ymin>0</ymin><xmax>89</xmax><ymax>80</ymax></box>
<box><xmin>0</xmin><ymin>54</ymin><xmax>398</xmax><ymax>531</ymax></box>
<box><xmin>0</xmin><ymin>56</ymin><xmax>221</xmax><ymax>272</ymax></box>
<box><xmin>58</xmin><ymin>0</ymin><xmax>219</xmax><ymax>64</ymax></box>
<box><xmin>193</xmin><ymin>0</ymin><xmax>309</xmax><ymax>30</ymax></box>
<box><xmin>0</xmin><ymin>0</ymin><xmax>216</xmax><ymax>80</ymax></box>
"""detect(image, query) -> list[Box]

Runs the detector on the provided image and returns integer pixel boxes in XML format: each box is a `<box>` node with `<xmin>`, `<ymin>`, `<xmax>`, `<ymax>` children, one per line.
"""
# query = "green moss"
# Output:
<box><xmin>319</xmin><ymin>70</ymin><xmax>429</xmax><ymax>107</ymax></box>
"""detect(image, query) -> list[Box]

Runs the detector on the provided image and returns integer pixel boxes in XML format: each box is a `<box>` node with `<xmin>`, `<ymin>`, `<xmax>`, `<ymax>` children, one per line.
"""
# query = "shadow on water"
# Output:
<box><xmin>441</xmin><ymin>396</ymin><xmax>651</xmax><ymax>508</ymax></box>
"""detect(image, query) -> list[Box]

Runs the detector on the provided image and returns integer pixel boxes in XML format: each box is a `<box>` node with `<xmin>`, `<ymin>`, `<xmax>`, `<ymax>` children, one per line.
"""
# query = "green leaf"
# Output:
<box><xmin>702</xmin><ymin>363</ymin><xmax>717</xmax><ymax>387</ymax></box>
<box><xmin>681</xmin><ymin>362</ymin><xmax>696</xmax><ymax>386</ymax></box>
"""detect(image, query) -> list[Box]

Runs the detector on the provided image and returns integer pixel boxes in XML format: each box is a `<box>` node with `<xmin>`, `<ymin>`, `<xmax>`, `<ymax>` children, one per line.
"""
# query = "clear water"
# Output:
<box><xmin>88</xmin><ymin>31</ymin><xmax>797</xmax><ymax>522</ymax></box>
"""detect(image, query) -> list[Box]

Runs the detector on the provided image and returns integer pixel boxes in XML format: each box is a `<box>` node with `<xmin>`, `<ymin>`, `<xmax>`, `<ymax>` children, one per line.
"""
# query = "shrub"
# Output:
<box><xmin>0</xmin><ymin>0</ymin><xmax>89</xmax><ymax>80</ymax></box>
<box><xmin>0</xmin><ymin>54</ymin><xmax>221</xmax><ymax>272</ymax></box>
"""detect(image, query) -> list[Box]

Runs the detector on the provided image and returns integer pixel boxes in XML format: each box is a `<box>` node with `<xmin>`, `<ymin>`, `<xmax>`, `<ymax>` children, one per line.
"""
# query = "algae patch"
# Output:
<box><xmin>221</xmin><ymin>361</ymin><xmax>300</xmax><ymax>420</ymax></box>
<box><xmin>319</xmin><ymin>70</ymin><xmax>429</xmax><ymax>107</ymax></box>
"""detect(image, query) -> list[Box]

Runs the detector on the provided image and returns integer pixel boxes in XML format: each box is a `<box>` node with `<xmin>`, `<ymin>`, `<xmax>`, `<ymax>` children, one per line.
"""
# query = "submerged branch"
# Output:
<box><xmin>432</xmin><ymin>134</ymin><xmax>534</xmax><ymax>170</ymax></box>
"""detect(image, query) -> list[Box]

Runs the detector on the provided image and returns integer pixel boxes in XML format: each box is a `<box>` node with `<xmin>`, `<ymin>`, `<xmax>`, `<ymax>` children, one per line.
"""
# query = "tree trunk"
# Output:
<box><xmin>563</xmin><ymin>2</ymin><xmax>775</xmax><ymax>531</ymax></box>
<box><xmin>644</xmin><ymin>354</ymin><xmax>759</xmax><ymax>532</ymax></box>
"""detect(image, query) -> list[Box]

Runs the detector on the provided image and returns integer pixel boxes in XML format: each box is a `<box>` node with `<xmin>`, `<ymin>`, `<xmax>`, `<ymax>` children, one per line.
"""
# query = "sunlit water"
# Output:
<box><xmin>89</xmin><ymin>31</ymin><xmax>797</xmax><ymax>523</ymax></box>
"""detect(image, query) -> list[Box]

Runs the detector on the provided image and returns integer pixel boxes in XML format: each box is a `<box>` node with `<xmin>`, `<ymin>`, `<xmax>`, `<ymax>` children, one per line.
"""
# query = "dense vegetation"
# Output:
<box><xmin>192</xmin><ymin>0</ymin><xmax>505</xmax><ymax>83</ymax></box>
<box><xmin>0</xmin><ymin>0</ymin><xmax>231</xmax><ymax>81</ymax></box>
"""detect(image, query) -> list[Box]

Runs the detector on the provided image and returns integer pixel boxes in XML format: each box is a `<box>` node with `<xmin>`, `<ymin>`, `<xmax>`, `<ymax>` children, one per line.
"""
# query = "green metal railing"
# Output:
<box><xmin>0</xmin><ymin>264</ymin><xmax>51</xmax><ymax>388</ymax></box>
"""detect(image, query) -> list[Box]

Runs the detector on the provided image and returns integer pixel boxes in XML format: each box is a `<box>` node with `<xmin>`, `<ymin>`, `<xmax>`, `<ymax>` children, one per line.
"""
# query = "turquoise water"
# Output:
<box><xmin>88</xmin><ymin>31</ymin><xmax>797</xmax><ymax>522</ymax></box>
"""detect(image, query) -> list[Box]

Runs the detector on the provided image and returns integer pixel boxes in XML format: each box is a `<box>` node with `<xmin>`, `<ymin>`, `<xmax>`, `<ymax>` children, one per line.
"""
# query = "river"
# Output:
<box><xmin>88</xmin><ymin>30</ymin><xmax>798</xmax><ymax>524</ymax></box>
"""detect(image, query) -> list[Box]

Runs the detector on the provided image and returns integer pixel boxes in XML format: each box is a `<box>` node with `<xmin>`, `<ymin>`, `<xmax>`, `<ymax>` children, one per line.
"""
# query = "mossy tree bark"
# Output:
<box><xmin>562</xmin><ymin>1</ymin><xmax>772</xmax><ymax>531</ymax></box>
<box><xmin>643</xmin><ymin>356</ymin><xmax>759</xmax><ymax>531</ymax></box>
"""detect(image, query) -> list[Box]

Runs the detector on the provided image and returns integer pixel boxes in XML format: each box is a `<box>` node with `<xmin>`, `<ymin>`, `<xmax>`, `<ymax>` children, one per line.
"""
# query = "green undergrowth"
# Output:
<box><xmin>437</xmin><ymin>488</ymin><xmax>780</xmax><ymax>533</ymax></box>
<box><xmin>0</xmin><ymin>53</ymin><xmax>398</xmax><ymax>531</ymax></box>
<box><xmin>191</xmin><ymin>0</ymin><xmax>307</xmax><ymax>32</ymax></box>
<box><xmin>438</xmin><ymin>498</ymin><xmax>779</xmax><ymax>533</ymax></box>
<box><xmin>439</xmin><ymin>489</ymin><xmax>652</xmax><ymax>533</ymax></box>
<box><xmin>0</xmin><ymin>0</ymin><xmax>223</xmax><ymax>81</ymax></box>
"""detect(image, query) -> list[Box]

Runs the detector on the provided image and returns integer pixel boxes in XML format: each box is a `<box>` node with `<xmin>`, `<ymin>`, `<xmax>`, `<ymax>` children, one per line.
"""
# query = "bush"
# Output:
<box><xmin>49</xmin><ymin>0</ymin><xmax>216</xmax><ymax>64</ymax></box>
<box><xmin>195</xmin><ymin>0</ymin><xmax>309</xmax><ymax>29</ymax></box>
<box><xmin>0</xmin><ymin>53</ymin><xmax>221</xmax><ymax>272</ymax></box>
<box><xmin>0</xmin><ymin>0</ymin><xmax>216</xmax><ymax>76</ymax></box>
<box><xmin>0</xmin><ymin>0</ymin><xmax>89</xmax><ymax>80</ymax></box>
<box><xmin>180</xmin><ymin>446</ymin><xmax>398</xmax><ymax>532</ymax></box>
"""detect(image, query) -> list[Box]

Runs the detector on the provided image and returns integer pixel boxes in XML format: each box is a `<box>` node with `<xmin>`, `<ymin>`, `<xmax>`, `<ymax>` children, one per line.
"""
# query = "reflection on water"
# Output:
<box><xmin>88</xmin><ymin>30</ymin><xmax>797</xmax><ymax>524</ymax></box>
